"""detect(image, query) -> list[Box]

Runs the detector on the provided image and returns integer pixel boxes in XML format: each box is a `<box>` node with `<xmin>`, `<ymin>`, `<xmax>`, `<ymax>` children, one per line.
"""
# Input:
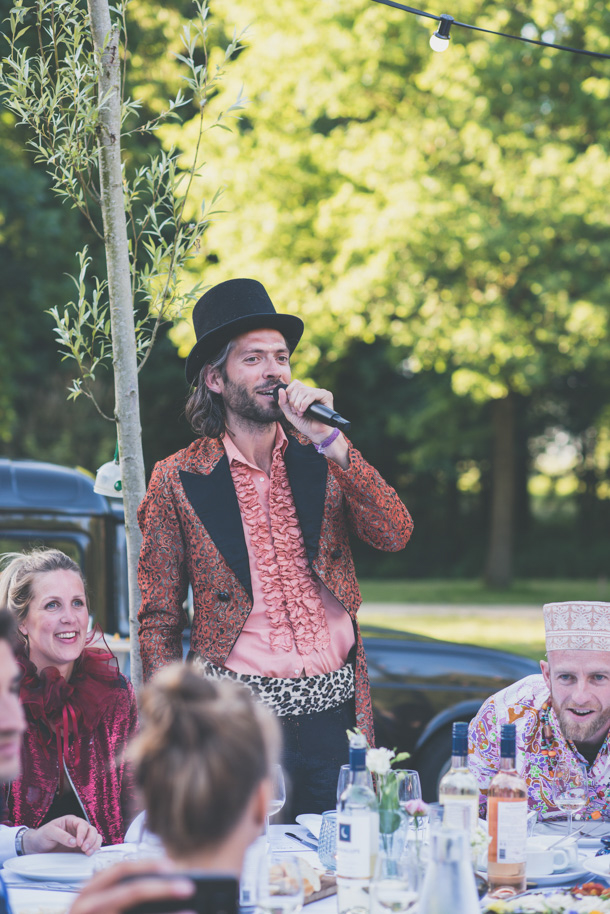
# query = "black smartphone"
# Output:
<box><xmin>121</xmin><ymin>871</ymin><xmax>239</xmax><ymax>914</ymax></box>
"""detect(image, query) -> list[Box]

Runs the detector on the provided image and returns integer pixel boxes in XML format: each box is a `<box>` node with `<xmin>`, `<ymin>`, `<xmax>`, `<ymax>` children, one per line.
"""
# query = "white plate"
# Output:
<box><xmin>295</xmin><ymin>814</ymin><xmax>322</xmax><ymax>839</ymax></box>
<box><xmin>4</xmin><ymin>853</ymin><xmax>95</xmax><ymax>883</ymax></box>
<box><xmin>526</xmin><ymin>857</ymin><xmax>596</xmax><ymax>887</ymax></box>
<box><xmin>8</xmin><ymin>887</ymin><xmax>76</xmax><ymax>914</ymax></box>
<box><xmin>579</xmin><ymin>853</ymin><xmax>610</xmax><ymax>881</ymax></box>
<box><xmin>477</xmin><ymin>857</ymin><xmax>595</xmax><ymax>889</ymax></box>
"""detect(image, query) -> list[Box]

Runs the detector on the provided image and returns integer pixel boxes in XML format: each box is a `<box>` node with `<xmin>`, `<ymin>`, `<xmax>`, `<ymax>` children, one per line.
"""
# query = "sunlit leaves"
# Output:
<box><xmin>164</xmin><ymin>0</ymin><xmax>609</xmax><ymax>421</ymax></box>
<box><xmin>0</xmin><ymin>0</ymin><xmax>245</xmax><ymax>410</ymax></box>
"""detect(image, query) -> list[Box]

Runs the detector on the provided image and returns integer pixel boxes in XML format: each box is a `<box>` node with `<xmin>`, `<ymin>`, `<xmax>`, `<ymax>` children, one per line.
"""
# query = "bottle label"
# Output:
<box><xmin>488</xmin><ymin>798</ymin><xmax>527</xmax><ymax>863</ymax></box>
<box><xmin>441</xmin><ymin>797</ymin><xmax>479</xmax><ymax>833</ymax></box>
<box><xmin>336</xmin><ymin>813</ymin><xmax>378</xmax><ymax>878</ymax></box>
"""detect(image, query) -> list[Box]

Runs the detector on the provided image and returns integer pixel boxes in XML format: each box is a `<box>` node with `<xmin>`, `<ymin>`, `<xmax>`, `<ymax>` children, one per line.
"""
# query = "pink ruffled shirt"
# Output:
<box><xmin>223</xmin><ymin>425</ymin><xmax>355</xmax><ymax>678</ymax></box>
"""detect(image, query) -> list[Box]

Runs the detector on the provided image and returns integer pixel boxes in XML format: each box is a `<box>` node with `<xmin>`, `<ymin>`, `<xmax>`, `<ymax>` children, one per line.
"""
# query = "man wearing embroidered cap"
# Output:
<box><xmin>137</xmin><ymin>278</ymin><xmax>413</xmax><ymax>817</ymax></box>
<box><xmin>469</xmin><ymin>601</ymin><xmax>610</xmax><ymax>818</ymax></box>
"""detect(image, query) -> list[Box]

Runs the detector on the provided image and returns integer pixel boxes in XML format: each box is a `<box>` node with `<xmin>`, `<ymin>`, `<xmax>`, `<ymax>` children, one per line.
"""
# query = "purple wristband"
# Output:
<box><xmin>314</xmin><ymin>427</ymin><xmax>341</xmax><ymax>454</ymax></box>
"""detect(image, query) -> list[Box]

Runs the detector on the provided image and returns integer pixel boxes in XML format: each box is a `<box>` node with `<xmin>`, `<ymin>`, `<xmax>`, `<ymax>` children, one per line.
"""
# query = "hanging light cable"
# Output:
<box><xmin>371</xmin><ymin>0</ymin><xmax>610</xmax><ymax>59</ymax></box>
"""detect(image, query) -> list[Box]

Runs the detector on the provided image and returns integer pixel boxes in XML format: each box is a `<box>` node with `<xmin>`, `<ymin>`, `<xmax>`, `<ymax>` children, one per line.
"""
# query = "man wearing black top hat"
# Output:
<box><xmin>137</xmin><ymin>278</ymin><xmax>413</xmax><ymax>817</ymax></box>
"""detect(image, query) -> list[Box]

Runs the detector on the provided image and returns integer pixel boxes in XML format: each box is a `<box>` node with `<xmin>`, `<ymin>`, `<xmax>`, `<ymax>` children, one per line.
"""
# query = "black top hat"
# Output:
<box><xmin>185</xmin><ymin>278</ymin><xmax>304</xmax><ymax>384</ymax></box>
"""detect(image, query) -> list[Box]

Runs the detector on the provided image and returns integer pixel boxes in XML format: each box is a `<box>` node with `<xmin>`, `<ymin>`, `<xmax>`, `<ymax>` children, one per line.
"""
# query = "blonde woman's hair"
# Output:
<box><xmin>0</xmin><ymin>549</ymin><xmax>85</xmax><ymax>640</ymax></box>
<box><xmin>129</xmin><ymin>664</ymin><xmax>281</xmax><ymax>858</ymax></box>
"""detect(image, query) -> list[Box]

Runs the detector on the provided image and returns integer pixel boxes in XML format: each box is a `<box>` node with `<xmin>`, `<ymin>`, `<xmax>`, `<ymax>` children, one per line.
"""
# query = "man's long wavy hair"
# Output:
<box><xmin>185</xmin><ymin>341</ymin><xmax>234</xmax><ymax>439</ymax></box>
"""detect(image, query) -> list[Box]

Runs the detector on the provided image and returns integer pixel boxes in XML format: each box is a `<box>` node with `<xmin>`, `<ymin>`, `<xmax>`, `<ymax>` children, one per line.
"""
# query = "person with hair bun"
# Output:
<box><xmin>0</xmin><ymin>549</ymin><xmax>138</xmax><ymax>848</ymax></box>
<box><xmin>66</xmin><ymin>666</ymin><xmax>280</xmax><ymax>914</ymax></box>
<box><xmin>129</xmin><ymin>663</ymin><xmax>280</xmax><ymax>870</ymax></box>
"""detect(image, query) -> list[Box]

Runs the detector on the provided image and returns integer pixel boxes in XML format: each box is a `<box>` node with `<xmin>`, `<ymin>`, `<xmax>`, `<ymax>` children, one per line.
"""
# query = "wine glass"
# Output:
<box><xmin>266</xmin><ymin>764</ymin><xmax>286</xmax><ymax>844</ymax></box>
<box><xmin>552</xmin><ymin>760</ymin><xmax>588</xmax><ymax>835</ymax></box>
<box><xmin>397</xmin><ymin>770</ymin><xmax>422</xmax><ymax>805</ymax></box>
<box><xmin>370</xmin><ymin>854</ymin><xmax>418</xmax><ymax>914</ymax></box>
<box><xmin>268</xmin><ymin>764</ymin><xmax>287</xmax><ymax>818</ymax></box>
<box><xmin>256</xmin><ymin>854</ymin><xmax>304</xmax><ymax>914</ymax></box>
<box><xmin>398</xmin><ymin>770</ymin><xmax>425</xmax><ymax>836</ymax></box>
<box><xmin>336</xmin><ymin>763</ymin><xmax>374</xmax><ymax>802</ymax></box>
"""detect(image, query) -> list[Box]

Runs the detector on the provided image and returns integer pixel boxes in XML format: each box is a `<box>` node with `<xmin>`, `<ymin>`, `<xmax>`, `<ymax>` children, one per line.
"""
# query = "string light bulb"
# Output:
<box><xmin>429</xmin><ymin>13</ymin><xmax>454</xmax><ymax>51</ymax></box>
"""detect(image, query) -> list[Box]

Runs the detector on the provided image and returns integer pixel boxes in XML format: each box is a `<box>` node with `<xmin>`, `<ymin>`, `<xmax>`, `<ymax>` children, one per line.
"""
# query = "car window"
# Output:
<box><xmin>0</xmin><ymin>535</ymin><xmax>83</xmax><ymax>567</ymax></box>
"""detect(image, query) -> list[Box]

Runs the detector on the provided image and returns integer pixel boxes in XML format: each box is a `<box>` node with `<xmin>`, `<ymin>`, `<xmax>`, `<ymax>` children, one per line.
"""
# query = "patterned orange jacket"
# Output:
<box><xmin>137</xmin><ymin>430</ymin><xmax>413</xmax><ymax>745</ymax></box>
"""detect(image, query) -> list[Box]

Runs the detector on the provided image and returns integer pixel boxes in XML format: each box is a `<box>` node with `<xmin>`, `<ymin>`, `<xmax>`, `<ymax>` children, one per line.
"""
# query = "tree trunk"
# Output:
<box><xmin>485</xmin><ymin>393</ymin><xmax>515</xmax><ymax>589</ymax></box>
<box><xmin>88</xmin><ymin>0</ymin><xmax>144</xmax><ymax>688</ymax></box>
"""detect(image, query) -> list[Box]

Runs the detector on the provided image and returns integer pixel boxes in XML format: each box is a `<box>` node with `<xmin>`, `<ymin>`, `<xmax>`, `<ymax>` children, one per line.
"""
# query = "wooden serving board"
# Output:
<box><xmin>305</xmin><ymin>874</ymin><xmax>337</xmax><ymax>905</ymax></box>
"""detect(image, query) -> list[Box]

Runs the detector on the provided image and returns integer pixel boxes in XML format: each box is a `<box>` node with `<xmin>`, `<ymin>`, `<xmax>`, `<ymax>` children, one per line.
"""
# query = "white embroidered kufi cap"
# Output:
<box><xmin>543</xmin><ymin>602</ymin><xmax>610</xmax><ymax>652</ymax></box>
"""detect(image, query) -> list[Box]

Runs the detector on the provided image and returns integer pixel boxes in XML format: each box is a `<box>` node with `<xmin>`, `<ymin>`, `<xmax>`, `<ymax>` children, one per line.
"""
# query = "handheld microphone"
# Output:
<box><xmin>272</xmin><ymin>383</ymin><xmax>351</xmax><ymax>432</ymax></box>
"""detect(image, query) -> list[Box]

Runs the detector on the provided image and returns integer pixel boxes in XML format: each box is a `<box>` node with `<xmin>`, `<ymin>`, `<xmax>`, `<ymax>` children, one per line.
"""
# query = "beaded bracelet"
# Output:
<box><xmin>314</xmin><ymin>427</ymin><xmax>341</xmax><ymax>454</ymax></box>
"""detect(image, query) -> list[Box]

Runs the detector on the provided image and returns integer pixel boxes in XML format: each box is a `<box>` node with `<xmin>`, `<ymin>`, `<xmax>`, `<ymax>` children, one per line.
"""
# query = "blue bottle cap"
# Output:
<box><xmin>452</xmin><ymin>721</ymin><xmax>469</xmax><ymax>755</ymax></box>
<box><xmin>500</xmin><ymin>723</ymin><xmax>516</xmax><ymax>758</ymax></box>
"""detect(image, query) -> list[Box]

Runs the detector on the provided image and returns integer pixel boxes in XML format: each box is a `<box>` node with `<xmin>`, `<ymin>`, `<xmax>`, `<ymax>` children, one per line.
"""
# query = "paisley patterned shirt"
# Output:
<box><xmin>469</xmin><ymin>674</ymin><xmax>610</xmax><ymax>818</ymax></box>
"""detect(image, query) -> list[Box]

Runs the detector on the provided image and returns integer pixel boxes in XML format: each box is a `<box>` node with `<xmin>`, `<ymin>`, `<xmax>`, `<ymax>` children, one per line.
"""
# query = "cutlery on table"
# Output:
<box><xmin>285</xmin><ymin>832</ymin><xmax>318</xmax><ymax>851</ymax></box>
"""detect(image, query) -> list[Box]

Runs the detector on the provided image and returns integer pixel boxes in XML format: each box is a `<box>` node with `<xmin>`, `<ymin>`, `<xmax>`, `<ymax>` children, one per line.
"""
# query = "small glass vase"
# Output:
<box><xmin>378</xmin><ymin>773</ymin><xmax>408</xmax><ymax>860</ymax></box>
<box><xmin>403</xmin><ymin>823</ymin><xmax>428</xmax><ymax>892</ymax></box>
<box><xmin>379</xmin><ymin>808</ymin><xmax>408</xmax><ymax>859</ymax></box>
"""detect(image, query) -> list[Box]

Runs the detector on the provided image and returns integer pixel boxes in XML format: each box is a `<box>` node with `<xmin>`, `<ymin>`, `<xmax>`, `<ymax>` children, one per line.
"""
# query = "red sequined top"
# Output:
<box><xmin>2</xmin><ymin>638</ymin><xmax>138</xmax><ymax>845</ymax></box>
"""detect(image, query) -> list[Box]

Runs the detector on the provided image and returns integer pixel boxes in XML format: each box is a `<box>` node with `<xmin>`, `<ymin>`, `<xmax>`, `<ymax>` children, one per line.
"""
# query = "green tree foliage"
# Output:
<box><xmin>0</xmin><ymin>0</ymin><xmax>232</xmax><ymax>470</ymax></box>
<box><xmin>167</xmin><ymin>0</ymin><xmax>610</xmax><ymax>582</ymax></box>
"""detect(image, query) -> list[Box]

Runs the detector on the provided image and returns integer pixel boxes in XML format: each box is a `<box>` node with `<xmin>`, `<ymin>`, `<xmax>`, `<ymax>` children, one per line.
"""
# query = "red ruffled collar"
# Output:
<box><xmin>17</xmin><ymin>627</ymin><xmax>120</xmax><ymax>789</ymax></box>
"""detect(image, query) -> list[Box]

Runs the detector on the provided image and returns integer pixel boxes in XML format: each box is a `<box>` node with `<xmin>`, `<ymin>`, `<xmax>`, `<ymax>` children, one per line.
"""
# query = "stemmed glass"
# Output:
<box><xmin>336</xmin><ymin>763</ymin><xmax>374</xmax><ymax>802</ymax></box>
<box><xmin>256</xmin><ymin>854</ymin><xmax>304</xmax><ymax>914</ymax></box>
<box><xmin>266</xmin><ymin>764</ymin><xmax>286</xmax><ymax>844</ymax></box>
<box><xmin>397</xmin><ymin>770</ymin><xmax>422</xmax><ymax>806</ymax></box>
<box><xmin>552</xmin><ymin>760</ymin><xmax>588</xmax><ymax>835</ymax></box>
<box><xmin>370</xmin><ymin>854</ymin><xmax>418</xmax><ymax>914</ymax></box>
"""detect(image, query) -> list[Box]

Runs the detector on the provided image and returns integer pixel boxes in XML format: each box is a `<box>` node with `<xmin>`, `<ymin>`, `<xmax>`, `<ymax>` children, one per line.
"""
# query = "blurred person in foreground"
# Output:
<box><xmin>469</xmin><ymin>601</ymin><xmax>610</xmax><ymax>819</ymax></box>
<box><xmin>0</xmin><ymin>549</ymin><xmax>138</xmax><ymax>846</ymax></box>
<box><xmin>138</xmin><ymin>277</ymin><xmax>413</xmax><ymax>816</ymax></box>
<box><xmin>72</xmin><ymin>663</ymin><xmax>281</xmax><ymax>914</ymax></box>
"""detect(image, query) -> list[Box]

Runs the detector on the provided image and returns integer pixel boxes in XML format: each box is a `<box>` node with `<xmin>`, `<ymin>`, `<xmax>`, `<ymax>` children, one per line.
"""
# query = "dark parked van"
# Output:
<box><xmin>0</xmin><ymin>458</ymin><xmax>129</xmax><ymax>637</ymax></box>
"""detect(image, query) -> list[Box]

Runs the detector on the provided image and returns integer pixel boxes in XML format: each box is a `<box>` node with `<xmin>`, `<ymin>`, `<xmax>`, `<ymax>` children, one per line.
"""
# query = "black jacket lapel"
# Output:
<box><xmin>284</xmin><ymin>436</ymin><xmax>328</xmax><ymax>565</ymax></box>
<box><xmin>180</xmin><ymin>459</ymin><xmax>252</xmax><ymax>601</ymax></box>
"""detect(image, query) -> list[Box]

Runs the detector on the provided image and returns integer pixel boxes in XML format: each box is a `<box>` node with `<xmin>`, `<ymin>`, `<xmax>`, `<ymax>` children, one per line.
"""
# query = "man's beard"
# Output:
<box><xmin>222</xmin><ymin>377</ymin><xmax>281</xmax><ymax>426</ymax></box>
<box><xmin>556</xmin><ymin>702</ymin><xmax>610</xmax><ymax>745</ymax></box>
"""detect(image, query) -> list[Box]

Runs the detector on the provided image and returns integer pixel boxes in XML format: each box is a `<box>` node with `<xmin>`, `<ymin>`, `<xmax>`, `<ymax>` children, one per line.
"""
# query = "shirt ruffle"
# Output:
<box><xmin>230</xmin><ymin>446</ymin><xmax>331</xmax><ymax>656</ymax></box>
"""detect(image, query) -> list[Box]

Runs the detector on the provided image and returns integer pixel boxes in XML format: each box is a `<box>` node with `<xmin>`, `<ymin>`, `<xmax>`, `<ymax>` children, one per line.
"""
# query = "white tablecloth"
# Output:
<box><xmin>4</xmin><ymin>824</ymin><xmax>336</xmax><ymax>914</ymax></box>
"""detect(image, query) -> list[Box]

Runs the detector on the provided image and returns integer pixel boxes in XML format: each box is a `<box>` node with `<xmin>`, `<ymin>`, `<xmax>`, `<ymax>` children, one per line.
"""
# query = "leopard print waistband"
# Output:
<box><xmin>190</xmin><ymin>654</ymin><xmax>355</xmax><ymax>717</ymax></box>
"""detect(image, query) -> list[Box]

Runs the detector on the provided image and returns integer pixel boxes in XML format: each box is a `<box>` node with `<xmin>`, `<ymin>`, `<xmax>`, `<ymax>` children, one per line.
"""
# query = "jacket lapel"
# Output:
<box><xmin>180</xmin><ymin>458</ymin><xmax>252</xmax><ymax>601</ymax></box>
<box><xmin>284</xmin><ymin>436</ymin><xmax>328</xmax><ymax>565</ymax></box>
<box><xmin>179</xmin><ymin>434</ymin><xmax>327</xmax><ymax>598</ymax></box>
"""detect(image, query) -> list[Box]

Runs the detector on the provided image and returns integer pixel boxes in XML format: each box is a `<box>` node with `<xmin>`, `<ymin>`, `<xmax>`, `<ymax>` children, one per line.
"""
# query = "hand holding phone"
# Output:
<box><xmin>121</xmin><ymin>871</ymin><xmax>239</xmax><ymax>914</ymax></box>
<box><xmin>69</xmin><ymin>859</ymin><xmax>197</xmax><ymax>914</ymax></box>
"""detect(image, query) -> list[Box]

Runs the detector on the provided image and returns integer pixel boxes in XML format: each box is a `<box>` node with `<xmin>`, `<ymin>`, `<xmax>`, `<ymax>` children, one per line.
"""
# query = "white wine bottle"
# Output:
<box><xmin>487</xmin><ymin>723</ymin><xmax>527</xmax><ymax>894</ymax></box>
<box><xmin>336</xmin><ymin>732</ymin><xmax>379</xmax><ymax>914</ymax></box>
<box><xmin>438</xmin><ymin>721</ymin><xmax>479</xmax><ymax>833</ymax></box>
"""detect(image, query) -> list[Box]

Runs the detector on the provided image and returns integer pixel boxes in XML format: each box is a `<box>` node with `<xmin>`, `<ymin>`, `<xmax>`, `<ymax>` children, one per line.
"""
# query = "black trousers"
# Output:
<box><xmin>278</xmin><ymin>697</ymin><xmax>356</xmax><ymax>821</ymax></box>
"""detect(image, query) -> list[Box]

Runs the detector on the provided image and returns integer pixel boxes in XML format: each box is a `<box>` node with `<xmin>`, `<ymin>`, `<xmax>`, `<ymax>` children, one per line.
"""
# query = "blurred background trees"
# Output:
<box><xmin>1</xmin><ymin>0</ymin><xmax>609</xmax><ymax>586</ymax></box>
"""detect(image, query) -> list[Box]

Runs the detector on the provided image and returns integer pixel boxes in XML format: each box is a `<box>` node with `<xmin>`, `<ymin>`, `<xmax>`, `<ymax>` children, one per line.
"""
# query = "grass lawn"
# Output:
<box><xmin>355</xmin><ymin>578</ymin><xmax>604</xmax><ymax>661</ymax></box>
<box><xmin>358</xmin><ymin>609</ymin><xmax>546</xmax><ymax>662</ymax></box>
<box><xmin>359</xmin><ymin>578</ymin><xmax>608</xmax><ymax>605</ymax></box>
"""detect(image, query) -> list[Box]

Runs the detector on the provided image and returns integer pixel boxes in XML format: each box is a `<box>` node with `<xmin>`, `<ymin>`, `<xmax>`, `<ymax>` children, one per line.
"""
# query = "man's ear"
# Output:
<box><xmin>540</xmin><ymin>658</ymin><xmax>551</xmax><ymax>690</ymax></box>
<box><xmin>203</xmin><ymin>364</ymin><xmax>223</xmax><ymax>395</ymax></box>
